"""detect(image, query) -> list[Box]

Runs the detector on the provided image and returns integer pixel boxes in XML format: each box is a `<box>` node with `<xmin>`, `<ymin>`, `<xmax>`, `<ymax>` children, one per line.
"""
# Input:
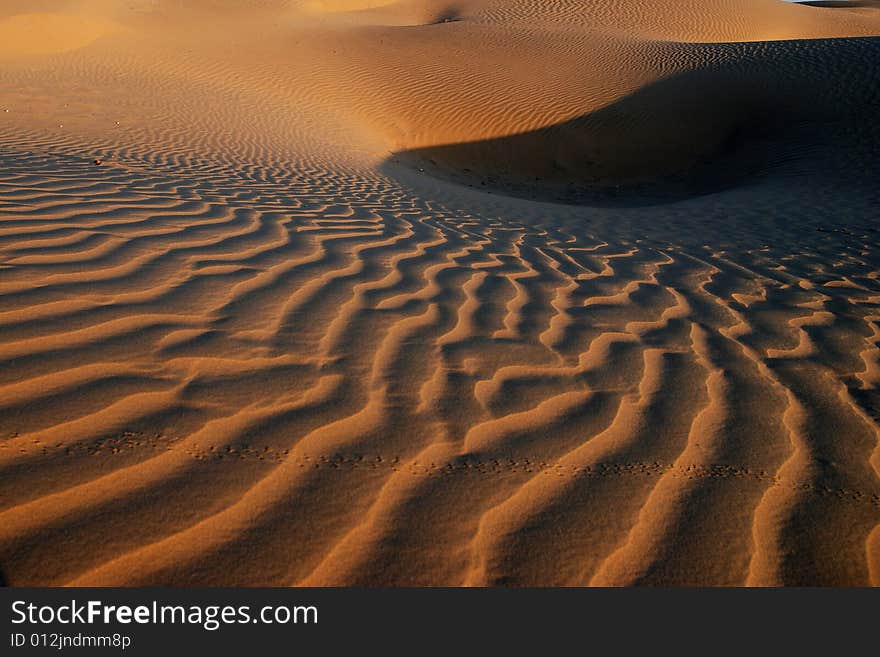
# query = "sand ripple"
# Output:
<box><xmin>0</xmin><ymin>0</ymin><xmax>878</xmax><ymax>585</ymax></box>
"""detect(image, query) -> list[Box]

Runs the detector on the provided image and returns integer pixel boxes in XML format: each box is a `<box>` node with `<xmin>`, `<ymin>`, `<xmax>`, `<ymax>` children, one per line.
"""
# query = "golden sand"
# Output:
<box><xmin>0</xmin><ymin>0</ymin><xmax>878</xmax><ymax>586</ymax></box>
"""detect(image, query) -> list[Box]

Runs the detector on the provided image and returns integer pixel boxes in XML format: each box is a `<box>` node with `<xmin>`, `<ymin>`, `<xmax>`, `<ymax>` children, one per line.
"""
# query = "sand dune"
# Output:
<box><xmin>0</xmin><ymin>0</ymin><xmax>878</xmax><ymax>586</ymax></box>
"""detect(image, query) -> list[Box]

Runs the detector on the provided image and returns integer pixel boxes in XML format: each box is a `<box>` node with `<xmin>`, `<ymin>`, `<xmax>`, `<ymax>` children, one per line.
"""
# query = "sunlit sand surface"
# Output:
<box><xmin>0</xmin><ymin>0</ymin><xmax>878</xmax><ymax>586</ymax></box>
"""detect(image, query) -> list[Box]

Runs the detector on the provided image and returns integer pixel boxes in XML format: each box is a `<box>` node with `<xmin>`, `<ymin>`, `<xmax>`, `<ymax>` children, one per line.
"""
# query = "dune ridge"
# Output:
<box><xmin>0</xmin><ymin>0</ymin><xmax>878</xmax><ymax>586</ymax></box>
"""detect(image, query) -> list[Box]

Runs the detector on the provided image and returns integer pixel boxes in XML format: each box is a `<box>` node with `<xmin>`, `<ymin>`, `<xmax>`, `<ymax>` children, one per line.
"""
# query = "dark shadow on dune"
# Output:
<box><xmin>381</xmin><ymin>37</ymin><xmax>880</xmax><ymax>207</ymax></box>
<box><xmin>798</xmin><ymin>1</ymin><xmax>880</xmax><ymax>8</ymax></box>
<box><xmin>0</xmin><ymin>566</ymin><xmax>7</xmax><ymax>586</ymax></box>
<box><xmin>431</xmin><ymin>7</ymin><xmax>462</xmax><ymax>24</ymax></box>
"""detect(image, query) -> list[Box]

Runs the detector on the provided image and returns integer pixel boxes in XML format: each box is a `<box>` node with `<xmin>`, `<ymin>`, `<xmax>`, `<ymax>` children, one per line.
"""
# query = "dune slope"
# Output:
<box><xmin>0</xmin><ymin>0</ymin><xmax>879</xmax><ymax>586</ymax></box>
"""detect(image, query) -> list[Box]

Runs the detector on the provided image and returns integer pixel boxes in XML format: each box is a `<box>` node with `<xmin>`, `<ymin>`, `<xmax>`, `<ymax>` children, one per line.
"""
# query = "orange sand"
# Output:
<box><xmin>0</xmin><ymin>0</ymin><xmax>878</xmax><ymax>586</ymax></box>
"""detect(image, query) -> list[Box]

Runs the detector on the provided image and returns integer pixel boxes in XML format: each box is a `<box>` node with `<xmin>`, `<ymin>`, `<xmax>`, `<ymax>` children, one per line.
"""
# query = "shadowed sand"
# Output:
<box><xmin>0</xmin><ymin>0</ymin><xmax>878</xmax><ymax>586</ymax></box>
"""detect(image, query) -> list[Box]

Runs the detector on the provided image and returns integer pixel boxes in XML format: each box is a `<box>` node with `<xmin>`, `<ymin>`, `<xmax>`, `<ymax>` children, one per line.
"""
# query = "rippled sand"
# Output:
<box><xmin>0</xmin><ymin>0</ymin><xmax>878</xmax><ymax>586</ymax></box>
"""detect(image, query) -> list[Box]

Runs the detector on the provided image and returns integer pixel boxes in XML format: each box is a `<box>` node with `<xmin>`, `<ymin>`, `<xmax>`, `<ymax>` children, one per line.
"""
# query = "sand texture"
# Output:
<box><xmin>1</xmin><ymin>0</ymin><xmax>879</xmax><ymax>586</ymax></box>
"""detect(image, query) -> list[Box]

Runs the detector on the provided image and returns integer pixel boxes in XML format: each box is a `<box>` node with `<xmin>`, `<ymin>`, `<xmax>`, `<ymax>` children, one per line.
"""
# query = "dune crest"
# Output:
<box><xmin>0</xmin><ymin>13</ymin><xmax>118</xmax><ymax>57</ymax></box>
